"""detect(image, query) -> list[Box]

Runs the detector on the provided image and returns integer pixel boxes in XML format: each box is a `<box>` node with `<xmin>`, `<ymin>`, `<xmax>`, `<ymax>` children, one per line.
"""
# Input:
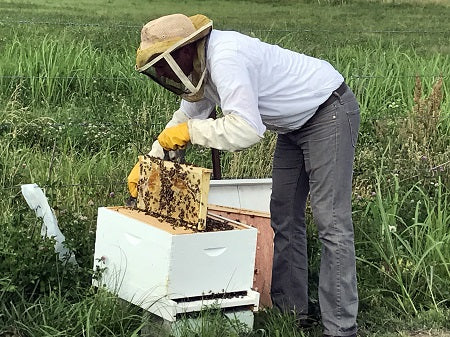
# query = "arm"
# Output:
<box><xmin>200</xmin><ymin>47</ymin><xmax>266</xmax><ymax>149</ymax></box>
<box><xmin>158</xmin><ymin>50</ymin><xmax>266</xmax><ymax>152</ymax></box>
<box><xmin>188</xmin><ymin>113</ymin><xmax>262</xmax><ymax>151</ymax></box>
<box><xmin>161</xmin><ymin>48</ymin><xmax>265</xmax><ymax>151</ymax></box>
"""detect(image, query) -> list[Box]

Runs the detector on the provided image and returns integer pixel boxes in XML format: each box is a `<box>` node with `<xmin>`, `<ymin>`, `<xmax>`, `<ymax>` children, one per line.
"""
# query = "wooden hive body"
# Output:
<box><xmin>137</xmin><ymin>155</ymin><xmax>212</xmax><ymax>230</ymax></box>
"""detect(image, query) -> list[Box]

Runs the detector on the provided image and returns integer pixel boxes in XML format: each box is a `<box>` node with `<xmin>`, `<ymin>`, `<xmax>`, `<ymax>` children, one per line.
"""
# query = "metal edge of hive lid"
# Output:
<box><xmin>137</xmin><ymin>155</ymin><xmax>212</xmax><ymax>230</ymax></box>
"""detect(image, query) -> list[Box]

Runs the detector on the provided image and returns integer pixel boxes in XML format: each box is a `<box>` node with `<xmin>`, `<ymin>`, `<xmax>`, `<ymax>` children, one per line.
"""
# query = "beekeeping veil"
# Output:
<box><xmin>136</xmin><ymin>14</ymin><xmax>212</xmax><ymax>102</ymax></box>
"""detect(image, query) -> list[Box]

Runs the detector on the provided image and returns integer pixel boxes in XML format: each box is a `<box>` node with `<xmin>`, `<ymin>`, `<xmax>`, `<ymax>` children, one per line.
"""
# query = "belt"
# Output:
<box><xmin>317</xmin><ymin>82</ymin><xmax>347</xmax><ymax>111</ymax></box>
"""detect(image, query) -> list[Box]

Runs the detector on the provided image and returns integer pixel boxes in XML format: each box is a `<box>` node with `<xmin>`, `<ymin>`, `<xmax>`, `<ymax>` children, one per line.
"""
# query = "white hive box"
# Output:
<box><xmin>209</xmin><ymin>178</ymin><xmax>272</xmax><ymax>213</ymax></box>
<box><xmin>93</xmin><ymin>207</ymin><xmax>259</xmax><ymax>321</ymax></box>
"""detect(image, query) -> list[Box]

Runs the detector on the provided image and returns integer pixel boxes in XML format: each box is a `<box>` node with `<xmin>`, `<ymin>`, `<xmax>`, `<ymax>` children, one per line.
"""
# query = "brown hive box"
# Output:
<box><xmin>137</xmin><ymin>155</ymin><xmax>213</xmax><ymax>230</ymax></box>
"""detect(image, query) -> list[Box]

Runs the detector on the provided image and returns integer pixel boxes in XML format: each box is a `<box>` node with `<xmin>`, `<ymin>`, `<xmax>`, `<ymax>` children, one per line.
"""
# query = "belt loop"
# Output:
<box><xmin>332</xmin><ymin>90</ymin><xmax>343</xmax><ymax>105</ymax></box>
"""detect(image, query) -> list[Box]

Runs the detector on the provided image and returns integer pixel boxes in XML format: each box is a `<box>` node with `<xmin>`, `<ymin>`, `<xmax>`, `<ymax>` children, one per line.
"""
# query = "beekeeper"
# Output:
<box><xmin>128</xmin><ymin>13</ymin><xmax>360</xmax><ymax>337</ymax></box>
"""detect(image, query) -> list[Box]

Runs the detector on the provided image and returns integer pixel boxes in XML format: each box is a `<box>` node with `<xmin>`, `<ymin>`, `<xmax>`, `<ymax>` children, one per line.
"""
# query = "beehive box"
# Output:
<box><xmin>137</xmin><ymin>155</ymin><xmax>212</xmax><ymax>230</ymax></box>
<box><xmin>93</xmin><ymin>207</ymin><xmax>258</xmax><ymax>319</ymax></box>
<box><xmin>208</xmin><ymin>204</ymin><xmax>273</xmax><ymax>308</ymax></box>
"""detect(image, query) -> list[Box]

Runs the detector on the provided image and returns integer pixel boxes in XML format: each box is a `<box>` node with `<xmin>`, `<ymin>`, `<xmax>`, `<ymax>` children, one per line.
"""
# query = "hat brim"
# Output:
<box><xmin>136</xmin><ymin>14</ymin><xmax>212</xmax><ymax>70</ymax></box>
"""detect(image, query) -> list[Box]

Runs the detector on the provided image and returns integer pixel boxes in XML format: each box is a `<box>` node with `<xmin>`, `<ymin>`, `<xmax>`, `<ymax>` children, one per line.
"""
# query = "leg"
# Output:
<box><xmin>270</xmin><ymin>133</ymin><xmax>310</xmax><ymax>315</ymax></box>
<box><xmin>300</xmin><ymin>87</ymin><xmax>360</xmax><ymax>336</ymax></box>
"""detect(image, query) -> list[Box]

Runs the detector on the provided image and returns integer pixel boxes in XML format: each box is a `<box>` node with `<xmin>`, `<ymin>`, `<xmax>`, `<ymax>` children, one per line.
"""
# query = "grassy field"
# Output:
<box><xmin>1</xmin><ymin>0</ymin><xmax>449</xmax><ymax>336</ymax></box>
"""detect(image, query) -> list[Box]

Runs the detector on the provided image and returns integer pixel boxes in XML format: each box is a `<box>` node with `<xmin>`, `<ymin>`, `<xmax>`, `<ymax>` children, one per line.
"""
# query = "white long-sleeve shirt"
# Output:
<box><xmin>181</xmin><ymin>29</ymin><xmax>344</xmax><ymax>138</ymax></box>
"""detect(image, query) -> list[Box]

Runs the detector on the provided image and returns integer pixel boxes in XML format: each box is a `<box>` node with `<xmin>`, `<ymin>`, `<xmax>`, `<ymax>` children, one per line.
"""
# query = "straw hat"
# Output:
<box><xmin>136</xmin><ymin>14</ymin><xmax>212</xmax><ymax>69</ymax></box>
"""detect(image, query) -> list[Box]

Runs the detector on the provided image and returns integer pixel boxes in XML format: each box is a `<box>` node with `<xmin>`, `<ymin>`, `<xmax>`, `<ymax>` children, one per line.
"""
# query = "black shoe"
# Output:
<box><xmin>296</xmin><ymin>316</ymin><xmax>319</xmax><ymax>329</ymax></box>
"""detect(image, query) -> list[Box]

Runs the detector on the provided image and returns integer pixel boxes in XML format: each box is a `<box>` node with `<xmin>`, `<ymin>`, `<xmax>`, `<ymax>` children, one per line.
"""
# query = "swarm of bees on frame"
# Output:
<box><xmin>134</xmin><ymin>155</ymin><xmax>234</xmax><ymax>232</ymax></box>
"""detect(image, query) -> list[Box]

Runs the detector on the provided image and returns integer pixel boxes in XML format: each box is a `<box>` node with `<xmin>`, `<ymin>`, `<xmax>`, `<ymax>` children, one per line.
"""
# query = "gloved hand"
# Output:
<box><xmin>148</xmin><ymin>140</ymin><xmax>165</xmax><ymax>159</ymax></box>
<box><xmin>157</xmin><ymin>122</ymin><xmax>190</xmax><ymax>151</ymax></box>
<box><xmin>127</xmin><ymin>161</ymin><xmax>140</xmax><ymax>198</ymax></box>
<box><xmin>148</xmin><ymin>139</ymin><xmax>185</xmax><ymax>161</ymax></box>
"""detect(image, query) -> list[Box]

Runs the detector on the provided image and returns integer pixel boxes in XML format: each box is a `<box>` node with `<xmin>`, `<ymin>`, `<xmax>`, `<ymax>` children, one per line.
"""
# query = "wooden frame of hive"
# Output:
<box><xmin>136</xmin><ymin>155</ymin><xmax>213</xmax><ymax>230</ymax></box>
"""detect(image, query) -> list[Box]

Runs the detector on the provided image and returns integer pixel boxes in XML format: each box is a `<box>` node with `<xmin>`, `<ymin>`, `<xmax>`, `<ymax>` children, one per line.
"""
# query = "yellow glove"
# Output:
<box><xmin>157</xmin><ymin>122</ymin><xmax>190</xmax><ymax>151</ymax></box>
<box><xmin>127</xmin><ymin>161</ymin><xmax>140</xmax><ymax>198</ymax></box>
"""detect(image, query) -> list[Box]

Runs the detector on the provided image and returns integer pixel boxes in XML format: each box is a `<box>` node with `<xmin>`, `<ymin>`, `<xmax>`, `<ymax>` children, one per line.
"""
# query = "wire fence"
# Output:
<box><xmin>2</xmin><ymin>180</ymin><xmax>127</xmax><ymax>191</ymax></box>
<box><xmin>1</xmin><ymin>19</ymin><xmax>448</xmax><ymax>83</ymax></box>
<box><xmin>1</xmin><ymin>18</ymin><xmax>448</xmax><ymax>193</ymax></box>
<box><xmin>2</xmin><ymin>160</ymin><xmax>449</xmax><ymax>192</ymax></box>
<box><xmin>1</xmin><ymin>19</ymin><xmax>450</xmax><ymax>34</ymax></box>
<box><xmin>0</xmin><ymin>73</ymin><xmax>447</xmax><ymax>83</ymax></box>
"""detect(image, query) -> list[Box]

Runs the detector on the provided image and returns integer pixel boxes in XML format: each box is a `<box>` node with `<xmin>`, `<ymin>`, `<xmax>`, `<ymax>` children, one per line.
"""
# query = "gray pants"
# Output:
<box><xmin>270</xmin><ymin>84</ymin><xmax>360</xmax><ymax>336</ymax></box>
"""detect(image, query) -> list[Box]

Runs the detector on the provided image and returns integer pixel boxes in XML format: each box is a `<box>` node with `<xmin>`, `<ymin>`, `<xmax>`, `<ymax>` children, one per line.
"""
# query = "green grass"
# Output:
<box><xmin>1</xmin><ymin>0</ymin><xmax>449</xmax><ymax>336</ymax></box>
<box><xmin>358</xmin><ymin>173</ymin><xmax>449</xmax><ymax>314</ymax></box>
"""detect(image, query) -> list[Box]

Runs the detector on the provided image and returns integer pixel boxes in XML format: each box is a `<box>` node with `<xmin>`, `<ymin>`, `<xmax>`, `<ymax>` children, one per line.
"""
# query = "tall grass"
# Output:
<box><xmin>1</xmin><ymin>288</ymin><xmax>145</xmax><ymax>336</ymax></box>
<box><xmin>1</xmin><ymin>35</ymin><xmax>449</xmax><ymax>115</ymax></box>
<box><xmin>1</xmin><ymin>36</ymin><xmax>448</xmax><ymax>174</ymax></box>
<box><xmin>358</xmin><ymin>169</ymin><xmax>449</xmax><ymax>315</ymax></box>
<box><xmin>332</xmin><ymin>43</ymin><xmax>450</xmax><ymax>118</ymax></box>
